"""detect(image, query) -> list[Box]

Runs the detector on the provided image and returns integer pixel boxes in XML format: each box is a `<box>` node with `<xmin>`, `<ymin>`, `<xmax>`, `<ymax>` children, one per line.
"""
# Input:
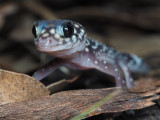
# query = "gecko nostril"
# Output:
<box><xmin>32</xmin><ymin>25</ymin><xmax>37</xmax><ymax>38</ymax></box>
<box><xmin>49</xmin><ymin>39</ymin><xmax>52</xmax><ymax>43</ymax></box>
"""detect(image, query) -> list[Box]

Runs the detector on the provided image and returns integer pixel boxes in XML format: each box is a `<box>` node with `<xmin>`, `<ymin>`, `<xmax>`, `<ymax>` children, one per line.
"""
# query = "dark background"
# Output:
<box><xmin>0</xmin><ymin>1</ymin><xmax>160</xmax><ymax>119</ymax></box>
<box><xmin>0</xmin><ymin>0</ymin><xmax>160</xmax><ymax>73</ymax></box>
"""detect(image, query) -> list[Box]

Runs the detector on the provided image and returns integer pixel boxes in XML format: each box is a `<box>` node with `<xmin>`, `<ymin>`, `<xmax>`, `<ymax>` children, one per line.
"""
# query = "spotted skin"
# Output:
<box><xmin>32</xmin><ymin>20</ymin><xmax>149</xmax><ymax>88</ymax></box>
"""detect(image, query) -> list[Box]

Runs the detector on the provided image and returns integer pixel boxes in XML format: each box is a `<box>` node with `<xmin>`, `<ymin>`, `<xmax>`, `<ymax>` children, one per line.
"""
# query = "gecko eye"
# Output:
<box><xmin>32</xmin><ymin>25</ymin><xmax>37</xmax><ymax>38</ymax></box>
<box><xmin>63</xmin><ymin>22</ymin><xmax>74</xmax><ymax>37</ymax></box>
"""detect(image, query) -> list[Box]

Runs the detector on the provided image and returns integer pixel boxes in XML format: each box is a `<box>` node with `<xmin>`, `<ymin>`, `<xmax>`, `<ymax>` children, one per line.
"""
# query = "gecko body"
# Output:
<box><xmin>32</xmin><ymin>20</ymin><xmax>148</xmax><ymax>88</ymax></box>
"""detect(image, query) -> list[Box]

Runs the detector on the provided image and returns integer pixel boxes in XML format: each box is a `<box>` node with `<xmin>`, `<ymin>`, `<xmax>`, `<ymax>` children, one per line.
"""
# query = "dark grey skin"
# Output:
<box><xmin>32</xmin><ymin>20</ymin><xmax>149</xmax><ymax>88</ymax></box>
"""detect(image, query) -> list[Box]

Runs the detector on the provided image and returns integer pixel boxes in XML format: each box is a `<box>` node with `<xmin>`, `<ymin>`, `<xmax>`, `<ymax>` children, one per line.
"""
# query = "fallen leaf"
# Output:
<box><xmin>0</xmin><ymin>69</ymin><xmax>50</xmax><ymax>104</ymax></box>
<box><xmin>0</xmin><ymin>86</ymin><xmax>159</xmax><ymax>120</ymax></box>
<box><xmin>47</xmin><ymin>75</ymin><xmax>79</xmax><ymax>94</ymax></box>
<box><xmin>130</xmin><ymin>77</ymin><xmax>160</xmax><ymax>93</ymax></box>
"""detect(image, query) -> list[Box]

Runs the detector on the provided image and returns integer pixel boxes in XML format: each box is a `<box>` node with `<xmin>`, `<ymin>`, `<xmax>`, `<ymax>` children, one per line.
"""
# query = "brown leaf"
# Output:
<box><xmin>0</xmin><ymin>86</ymin><xmax>159</xmax><ymax>120</ymax></box>
<box><xmin>47</xmin><ymin>75</ymin><xmax>79</xmax><ymax>94</ymax></box>
<box><xmin>0</xmin><ymin>69</ymin><xmax>50</xmax><ymax>104</ymax></box>
<box><xmin>129</xmin><ymin>77</ymin><xmax>160</xmax><ymax>93</ymax></box>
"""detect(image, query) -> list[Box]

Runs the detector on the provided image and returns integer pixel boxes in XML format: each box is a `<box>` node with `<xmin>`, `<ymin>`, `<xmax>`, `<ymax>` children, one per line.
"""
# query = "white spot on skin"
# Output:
<box><xmin>54</xmin><ymin>34</ymin><xmax>60</xmax><ymax>39</ymax></box>
<box><xmin>115</xmin><ymin>68</ymin><xmax>118</xmax><ymax>72</ymax></box>
<box><xmin>80</xmin><ymin>29</ymin><xmax>84</xmax><ymax>34</ymax></box>
<box><xmin>104</xmin><ymin>61</ymin><xmax>106</xmax><ymax>64</ymax></box>
<box><xmin>118</xmin><ymin>77</ymin><xmax>121</xmax><ymax>80</ymax></box>
<box><xmin>95</xmin><ymin>61</ymin><xmax>98</xmax><ymax>64</ymax></box>
<box><xmin>74</xmin><ymin>29</ymin><xmax>77</xmax><ymax>34</ymax></box>
<box><xmin>92</xmin><ymin>45</ymin><xmax>98</xmax><ymax>49</ymax></box>
<box><xmin>86</xmin><ymin>40</ymin><xmax>90</xmax><ymax>46</ymax></box>
<box><xmin>74</xmin><ymin>24</ymin><xmax>79</xmax><ymax>28</ymax></box>
<box><xmin>78</xmin><ymin>34</ymin><xmax>82</xmax><ymax>39</ymax></box>
<box><xmin>92</xmin><ymin>41</ymin><xmax>99</xmax><ymax>49</ymax></box>
<box><xmin>87</xmin><ymin>58</ymin><xmax>90</xmax><ymax>61</ymax></box>
<box><xmin>41</xmin><ymin>29</ymin><xmax>46</xmax><ymax>34</ymax></box>
<box><xmin>72</xmin><ymin>35</ymin><xmax>77</xmax><ymax>43</ymax></box>
<box><xmin>130</xmin><ymin>54</ymin><xmax>142</xmax><ymax>65</ymax></box>
<box><xmin>80</xmin><ymin>31</ymin><xmax>84</xmax><ymax>36</ymax></box>
<box><xmin>102</xmin><ymin>45</ymin><xmax>107</xmax><ymax>51</ymax></box>
<box><xmin>85</xmin><ymin>43</ymin><xmax>89</xmax><ymax>46</ymax></box>
<box><xmin>85</xmin><ymin>47</ymin><xmax>89</xmax><ymax>52</ymax></box>
<box><xmin>105</xmin><ymin>66</ymin><xmax>108</xmax><ymax>69</ymax></box>
<box><xmin>59</xmin><ymin>38</ymin><xmax>64</xmax><ymax>41</ymax></box>
<box><xmin>42</xmin><ymin>33</ymin><xmax>49</xmax><ymax>37</ymax></box>
<box><xmin>65</xmin><ymin>38</ymin><xmax>70</xmax><ymax>42</ymax></box>
<box><xmin>49</xmin><ymin>29</ymin><xmax>55</xmax><ymax>34</ymax></box>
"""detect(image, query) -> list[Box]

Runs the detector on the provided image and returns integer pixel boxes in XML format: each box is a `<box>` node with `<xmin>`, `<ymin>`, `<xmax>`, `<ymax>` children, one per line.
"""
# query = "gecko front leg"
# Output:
<box><xmin>32</xmin><ymin>58</ymin><xmax>89</xmax><ymax>81</ymax></box>
<box><xmin>32</xmin><ymin>59</ymin><xmax>65</xmax><ymax>81</ymax></box>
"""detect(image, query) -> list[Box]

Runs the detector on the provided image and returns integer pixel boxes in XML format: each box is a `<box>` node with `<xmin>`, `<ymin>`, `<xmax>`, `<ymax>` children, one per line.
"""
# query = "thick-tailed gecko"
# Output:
<box><xmin>32</xmin><ymin>20</ymin><xmax>148</xmax><ymax>88</ymax></box>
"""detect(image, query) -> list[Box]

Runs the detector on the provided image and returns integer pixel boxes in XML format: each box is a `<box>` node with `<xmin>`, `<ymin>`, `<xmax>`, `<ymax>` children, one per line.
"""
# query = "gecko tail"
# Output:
<box><xmin>127</xmin><ymin>54</ymin><xmax>149</xmax><ymax>74</ymax></box>
<box><xmin>117</xmin><ymin>53</ymin><xmax>149</xmax><ymax>74</ymax></box>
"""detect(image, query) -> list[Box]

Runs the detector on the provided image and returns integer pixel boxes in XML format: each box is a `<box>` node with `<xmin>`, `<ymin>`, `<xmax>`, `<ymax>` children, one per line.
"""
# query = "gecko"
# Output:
<box><xmin>32</xmin><ymin>19</ymin><xmax>149</xmax><ymax>88</ymax></box>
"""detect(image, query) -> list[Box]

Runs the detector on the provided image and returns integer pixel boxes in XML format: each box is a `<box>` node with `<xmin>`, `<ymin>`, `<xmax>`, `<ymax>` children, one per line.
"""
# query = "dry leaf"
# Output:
<box><xmin>0</xmin><ymin>86</ymin><xmax>159</xmax><ymax>120</ymax></box>
<box><xmin>0</xmin><ymin>69</ymin><xmax>50</xmax><ymax>104</ymax></box>
<box><xmin>130</xmin><ymin>77</ymin><xmax>160</xmax><ymax>93</ymax></box>
<box><xmin>47</xmin><ymin>75</ymin><xmax>79</xmax><ymax>94</ymax></box>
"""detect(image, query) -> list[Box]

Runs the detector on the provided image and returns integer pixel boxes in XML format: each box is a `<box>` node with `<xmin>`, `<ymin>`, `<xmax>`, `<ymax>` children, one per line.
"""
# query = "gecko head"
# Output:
<box><xmin>32</xmin><ymin>20</ymin><xmax>87</xmax><ymax>58</ymax></box>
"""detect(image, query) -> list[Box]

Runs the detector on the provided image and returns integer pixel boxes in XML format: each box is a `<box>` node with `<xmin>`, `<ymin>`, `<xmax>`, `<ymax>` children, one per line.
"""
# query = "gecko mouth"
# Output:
<box><xmin>34</xmin><ymin>36</ymin><xmax>85</xmax><ymax>57</ymax></box>
<box><xmin>34</xmin><ymin>36</ymin><xmax>78</xmax><ymax>52</ymax></box>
